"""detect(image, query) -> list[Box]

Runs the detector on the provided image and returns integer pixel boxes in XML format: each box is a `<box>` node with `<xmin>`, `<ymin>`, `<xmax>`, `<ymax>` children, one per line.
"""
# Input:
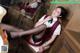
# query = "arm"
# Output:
<box><xmin>0</xmin><ymin>23</ymin><xmax>23</xmax><ymax>32</ymax></box>
<box><xmin>10</xmin><ymin>24</ymin><xmax>47</xmax><ymax>38</ymax></box>
<box><xmin>35</xmin><ymin>15</ymin><xmax>51</xmax><ymax>27</ymax></box>
<box><xmin>41</xmin><ymin>25</ymin><xmax>61</xmax><ymax>47</ymax></box>
<box><xmin>38</xmin><ymin>34</ymin><xmax>58</xmax><ymax>53</ymax></box>
<box><xmin>34</xmin><ymin>15</ymin><xmax>45</xmax><ymax>27</ymax></box>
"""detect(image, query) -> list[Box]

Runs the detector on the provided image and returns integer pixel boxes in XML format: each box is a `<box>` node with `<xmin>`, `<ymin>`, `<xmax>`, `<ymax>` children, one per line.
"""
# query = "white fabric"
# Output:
<box><xmin>29</xmin><ymin>2</ymin><xmax>38</xmax><ymax>8</ymax></box>
<box><xmin>54</xmin><ymin>24</ymin><xmax>61</xmax><ymax>35</ymax></box>
<box><xmin>0</xmin><ymin>32</ymin><xmax>8</xmax><ymax>52</ymax></box>
<box><xmin>0</xmin><ymin>6</ymin><xmax>7</xmax><ymax>23</ymax></box>
<box><xmin>0</xmin><ymin>36</ymin><xmax>4</xmax><ymax>52</ymax></box>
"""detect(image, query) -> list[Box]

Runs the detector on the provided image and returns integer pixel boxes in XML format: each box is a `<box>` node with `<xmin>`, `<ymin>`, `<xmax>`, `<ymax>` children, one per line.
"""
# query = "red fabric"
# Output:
<box><xmin>25</xmin><ymin>7</ymin><xmax>37</xmax><ymax>15</ymax></box>
<box><xmin>18</xmin><ymin>2</ymin><xmax>40</xmax><ymax>15</ymax></box>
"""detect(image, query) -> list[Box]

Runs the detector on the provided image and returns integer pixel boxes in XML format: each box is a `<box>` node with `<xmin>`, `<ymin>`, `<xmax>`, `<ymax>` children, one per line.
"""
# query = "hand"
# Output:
<box><xmin>34</xmin><ymin>16</ymin><xmax>51</xmax><ymax>28</ymax></box>
<box><xmin>38</xmin><ymin>46</ymin><xmax>44</xmax><ymax>53</ymax></box>
<box><xmin>38</xmin><ymin>45</ymin><xmax>50</xmax><ymax>53</ymax></box>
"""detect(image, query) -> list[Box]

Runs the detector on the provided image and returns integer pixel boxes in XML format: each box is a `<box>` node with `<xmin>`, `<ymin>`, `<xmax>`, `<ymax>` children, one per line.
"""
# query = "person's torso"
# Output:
<box><xmin>28</xmin><ymin>15</ymin><xmax>60</xmax><ymax>46</ymax></box>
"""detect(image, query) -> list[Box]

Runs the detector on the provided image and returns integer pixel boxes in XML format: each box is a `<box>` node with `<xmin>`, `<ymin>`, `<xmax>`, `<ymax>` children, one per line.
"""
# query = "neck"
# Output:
<box><xmin>51</xmin><ymin>15</ymin><xmax>57</xmax><ymax>18</ymax></box>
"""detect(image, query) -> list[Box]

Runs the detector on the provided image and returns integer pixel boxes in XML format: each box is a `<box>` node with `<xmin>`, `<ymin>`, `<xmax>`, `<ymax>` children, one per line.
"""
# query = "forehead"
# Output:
<box><xmin>55</xmin><ymin>8</ymin><xmax>61</xmax><ymax>11</ymax></box>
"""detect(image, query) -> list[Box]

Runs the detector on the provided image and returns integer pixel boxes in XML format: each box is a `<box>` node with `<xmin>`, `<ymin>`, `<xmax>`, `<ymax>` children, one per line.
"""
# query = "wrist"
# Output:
<box><xmin>39</xmin><ymin>46</ymin><xmax>44</xmax><ymax>52</ymax></box>
<box><xmin>42</xmin><ymin>43</ymin><xmax>47</xmax><ymax>47</ymax></box>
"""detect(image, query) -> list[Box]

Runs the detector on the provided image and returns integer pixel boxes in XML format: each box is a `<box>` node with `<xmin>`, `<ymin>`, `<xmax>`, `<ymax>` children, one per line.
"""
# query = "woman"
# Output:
<box><xmin>10</xmin><ymin>6</ymin><xmax>68</xmax><ymax>53</ymax></box>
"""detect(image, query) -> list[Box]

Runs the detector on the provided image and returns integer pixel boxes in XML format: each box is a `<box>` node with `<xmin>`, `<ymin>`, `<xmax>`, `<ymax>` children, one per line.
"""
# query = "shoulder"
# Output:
<box><xmin>53</xmin><ymin>24</ymin><xmax>61</xmax><ymax>35</ymax></box>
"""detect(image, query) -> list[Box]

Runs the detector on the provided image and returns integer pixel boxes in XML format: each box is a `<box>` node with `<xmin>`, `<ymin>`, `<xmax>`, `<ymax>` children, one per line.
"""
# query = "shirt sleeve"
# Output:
<box><xmin>34</xmin><ymin>15</ymin><xmax>46</xmax><ymax>27</ymax></box>
<box><xmin>41</xmin><ymin>24</ymin><xmax>61</xmax><ymax>47</ymax></box>
<box><xmin>53</xmin><ymin>24</ymin><xmax>61</xmax><ymax>35</ymax></box>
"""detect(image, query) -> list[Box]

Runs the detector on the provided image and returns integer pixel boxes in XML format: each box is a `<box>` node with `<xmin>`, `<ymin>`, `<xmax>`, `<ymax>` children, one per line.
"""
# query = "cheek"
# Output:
<box><xmin>54</xmin><ymin>12</ymin><xmax>59</xmax><ymax>16</ymax></box>
<box><xmin>52</xmin><ymin>9</ymin><xmax>61</xmax><ymax>16</ymax></box>
<box><xmin>56</xmin><ymin>9</ymin><xmax>61</xmax><ymax>15</ymax></box>
<box><xmin>56</xmin><ymin>11</ymin><xmax>61</xmax><ymax>16</ymax></box>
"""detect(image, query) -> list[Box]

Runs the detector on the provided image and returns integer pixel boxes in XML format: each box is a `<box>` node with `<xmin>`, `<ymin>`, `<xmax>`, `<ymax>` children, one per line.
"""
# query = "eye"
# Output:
<box><xmin>57</xmin><ymin>11</ymin><xmax>60</xmax><ymax>13</ymax></box>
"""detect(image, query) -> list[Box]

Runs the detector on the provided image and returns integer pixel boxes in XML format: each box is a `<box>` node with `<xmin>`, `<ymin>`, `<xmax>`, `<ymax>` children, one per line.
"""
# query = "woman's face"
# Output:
<box><xmin>51</xmin><ymin>8</ymin><xmax>61</xmax><ymax>17</ymax></box>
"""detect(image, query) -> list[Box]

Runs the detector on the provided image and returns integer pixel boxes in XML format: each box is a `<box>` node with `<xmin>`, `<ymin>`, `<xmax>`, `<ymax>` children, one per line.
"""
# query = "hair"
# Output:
<box><xmin>56</xmin><ymin>6</ymin><xmax>69</xmax><ymax>21</ymax></box>
<box><xmin>41</xmin><ymin>0</ymin><xmax>46</xmax><ymax>3</ymax></box>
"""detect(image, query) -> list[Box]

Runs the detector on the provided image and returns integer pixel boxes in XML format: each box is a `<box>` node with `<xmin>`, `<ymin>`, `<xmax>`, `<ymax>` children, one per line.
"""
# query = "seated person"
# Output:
<box><xmin>10</xmin><ymin>6</ymin><xmax>68</xmax><ymax>53</ymax></box>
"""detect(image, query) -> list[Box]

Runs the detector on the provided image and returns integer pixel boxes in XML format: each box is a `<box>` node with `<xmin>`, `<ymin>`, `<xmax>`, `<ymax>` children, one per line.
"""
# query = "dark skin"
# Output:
<box><xmin>0</xmin><ymin>23</ymin><xmax>23</xmax><ymax>32</ymax></box>
<box><xmin>10</xmin><ymin>24</ymin><xmax>47</xmax><ymax>38</ymax></box>
<box><xmin>0</xmin><ymin>23</ymin><xmax>47</xmax><ymax>38</ymax></box>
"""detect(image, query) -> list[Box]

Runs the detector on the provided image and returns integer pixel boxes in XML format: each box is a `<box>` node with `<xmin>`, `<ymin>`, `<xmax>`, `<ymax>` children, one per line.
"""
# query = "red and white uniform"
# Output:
<box><xmin>28</xmin><ymin>15</ymin><xmax>61</xmax><ymax>52</ymax></box>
